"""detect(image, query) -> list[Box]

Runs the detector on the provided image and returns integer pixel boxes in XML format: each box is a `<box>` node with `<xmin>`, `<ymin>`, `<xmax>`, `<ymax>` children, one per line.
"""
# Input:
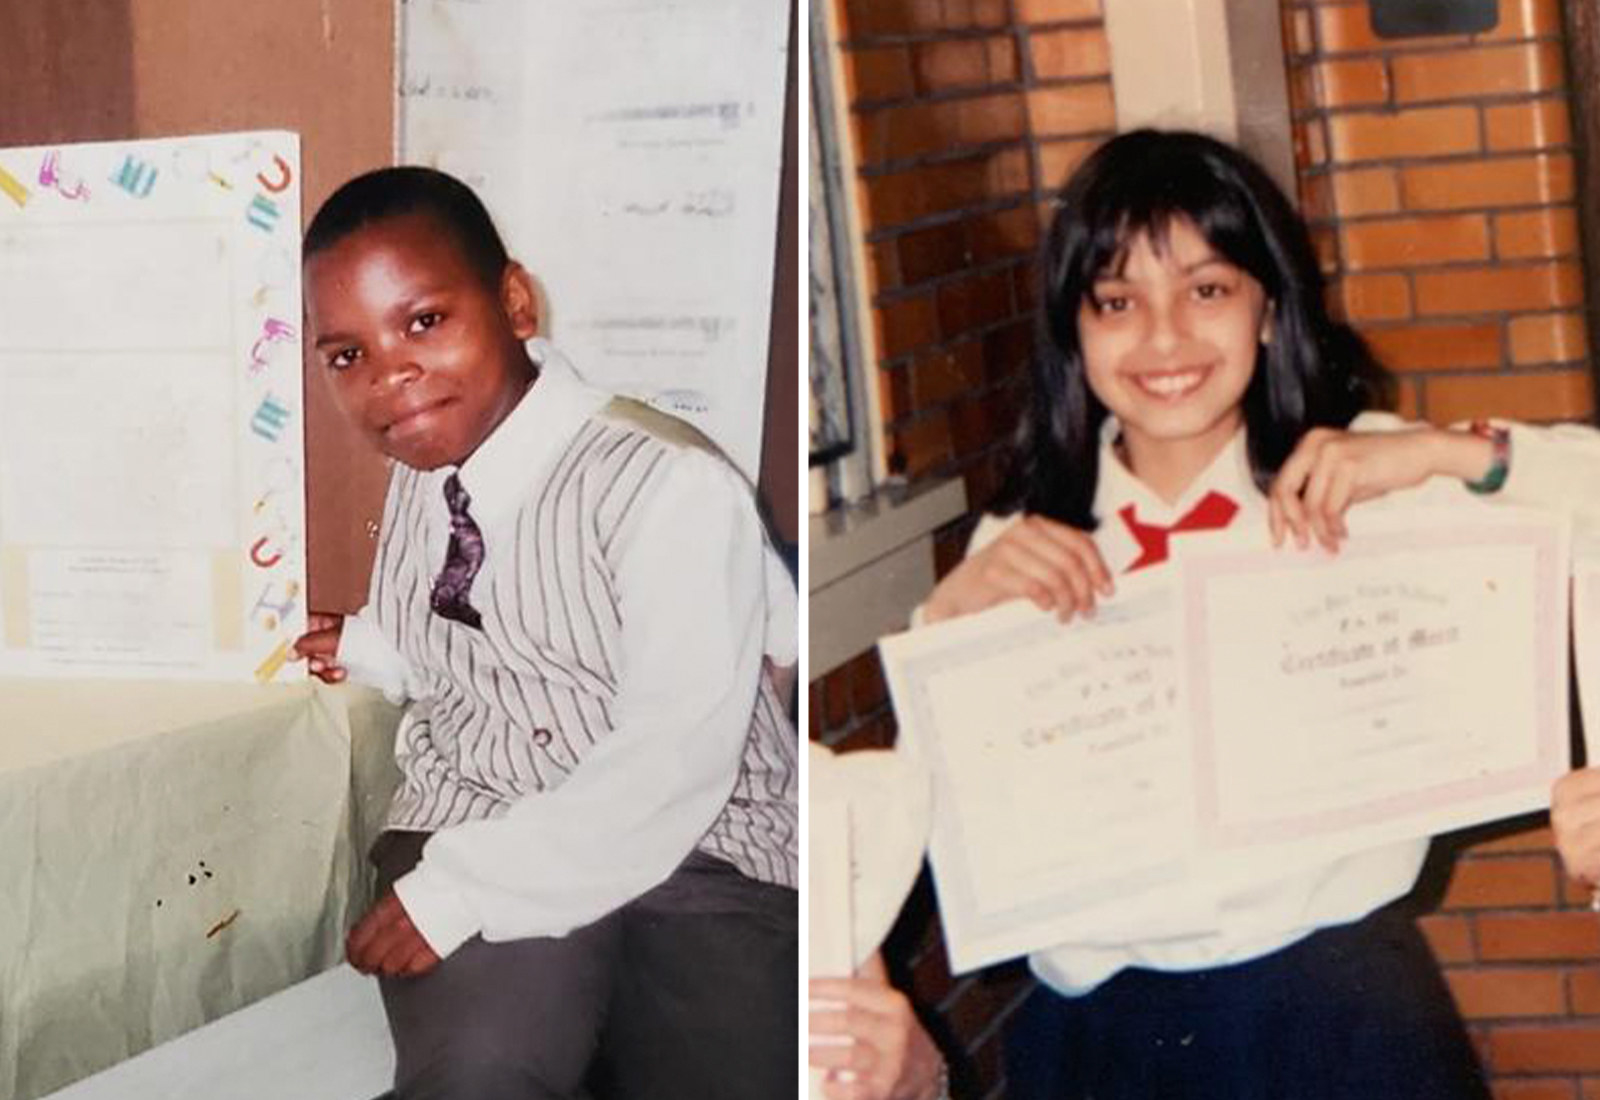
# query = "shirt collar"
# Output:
<box><xmin>1091</xmin><ymin>415</ymin><xmax>1258</xmax><ymax>524</ymax></box>
<box><xmin>446</xmin><ymin>338</ymin><xmax>610</xmax><ymax>533</ymax></box>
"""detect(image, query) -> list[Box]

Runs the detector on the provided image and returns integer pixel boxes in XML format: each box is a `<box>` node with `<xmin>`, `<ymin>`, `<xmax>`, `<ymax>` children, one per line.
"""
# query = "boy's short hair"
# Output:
<box><xmin>304</xmin><ymin>166</ymin><xmax>510</xmax><ymax>287</ymax></box>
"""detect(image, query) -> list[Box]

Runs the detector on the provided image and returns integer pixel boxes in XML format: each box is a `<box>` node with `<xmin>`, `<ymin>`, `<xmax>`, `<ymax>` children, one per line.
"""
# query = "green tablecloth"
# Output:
<box><xmin>0</xmin><ymin>680</ymin><xmax>402</xmax><ymax>1100</ymax></box>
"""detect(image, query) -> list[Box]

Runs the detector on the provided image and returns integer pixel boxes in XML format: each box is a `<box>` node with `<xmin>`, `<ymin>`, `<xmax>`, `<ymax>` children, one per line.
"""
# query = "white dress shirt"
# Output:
<box><xmin>956</xmin><ymin>412</ymin><xmax>1600</xmax><ymax>994</ymax></box>
<box><xmin>340</xmin><ymin>340</ymin><xmax>797</xmax><ymax>957</ymax></box>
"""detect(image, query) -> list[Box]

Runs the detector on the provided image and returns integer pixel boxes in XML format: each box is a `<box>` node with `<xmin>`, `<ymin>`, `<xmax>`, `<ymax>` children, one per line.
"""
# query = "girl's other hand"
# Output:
<box><xmin>1552</xmin><ymin>768</ymin><xmax>1600</xmax><ymax>886</ymax></box>
<box><xmin>1268</xmin><ymin>427</ymin><xmax>1486</xmax><ymax>552</ymax></box>
<box><xmin>810</xmin><ymin>958</ymin><xmax>946</xmax><ymax>1100</ymax></box>
<box><xmin>292</xmin><ymin>612</ymin><xmax>348</xmax><ymax>683</ymax></box>
<box><xmin>922</xmin><ymin>515</ymin><xmax>1113</xmax><ymax>625</ymax></box>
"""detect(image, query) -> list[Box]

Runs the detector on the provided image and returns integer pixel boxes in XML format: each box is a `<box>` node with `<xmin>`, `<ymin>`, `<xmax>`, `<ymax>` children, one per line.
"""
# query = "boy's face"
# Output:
<box><xmin>305</xmin><ymin>211</ymin><xmax>538</xmax><ymax>471</ymax></box>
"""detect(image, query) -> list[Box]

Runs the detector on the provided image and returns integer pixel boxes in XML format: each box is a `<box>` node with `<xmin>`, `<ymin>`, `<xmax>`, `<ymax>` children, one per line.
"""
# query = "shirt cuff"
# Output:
<box><xmin>1497</xmin><ymin>421</ymin><xmax>1558</xmax><ymax>506</ymax></box>
<box><xmin>336</xmin><ymin>615</ymin><xmax>411</xmax><ymax>703</ymax></box>
<box><xmin>392</xmin><ymin>860</ymin><xmax>482</xmax><ymax>960</ymax></box>
<box><xmin>763</xmin><ymin>548</ymin><xmax>799</xmax><ymax>665</ymax></box>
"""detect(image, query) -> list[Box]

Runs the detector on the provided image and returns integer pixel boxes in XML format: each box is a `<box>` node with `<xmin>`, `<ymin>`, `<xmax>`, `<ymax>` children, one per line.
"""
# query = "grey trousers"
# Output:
<box><xmin>371</xmin><ymin>830</ymin><xmax>797</xmax><ymax>1100</ymax></box>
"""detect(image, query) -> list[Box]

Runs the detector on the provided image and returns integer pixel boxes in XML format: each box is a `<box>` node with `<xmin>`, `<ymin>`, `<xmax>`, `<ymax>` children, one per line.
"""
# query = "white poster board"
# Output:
<box><xmin>397</xmin><ymin>0</ymin><xmax>789</xmax><ymax>477</ymax></box>
<box><xmin>0</xmin><ymin>132</ymin><xmax>306</xmax><ymax>682</ymax></box>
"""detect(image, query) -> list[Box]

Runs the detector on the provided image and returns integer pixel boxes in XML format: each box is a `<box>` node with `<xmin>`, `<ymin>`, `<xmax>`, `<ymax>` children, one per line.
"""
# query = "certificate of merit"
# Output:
<box><xmin>880</xmin><ymin>505</ymin><xmax>1569</xmax><ymax>973</ymax></box>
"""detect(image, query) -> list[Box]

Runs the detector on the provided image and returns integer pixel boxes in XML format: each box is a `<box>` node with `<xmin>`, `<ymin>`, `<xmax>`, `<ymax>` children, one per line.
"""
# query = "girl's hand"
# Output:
<box><xmin>923</xmin><ymin>515</ymin><xmax>1113</xmax><ymax>625</ymax></box>
<box><xmin>292</xmin><ymin>612</ymin><xmax>348</xmax><ymax>683</ymax></box>
<box><xmin>1551</xmin><ymin>768</ymin><xmax>1600</xmax><ymax>886</ymax></box>
<box><xmin>1269</xmin><ymin>427</ymin><xmax>1494</xmax><ymax>552</ymax></box>
<box><xmin>810</xmin><ymin>960</ymin><xmax>945</xmax><ymax>1100</ymax></box>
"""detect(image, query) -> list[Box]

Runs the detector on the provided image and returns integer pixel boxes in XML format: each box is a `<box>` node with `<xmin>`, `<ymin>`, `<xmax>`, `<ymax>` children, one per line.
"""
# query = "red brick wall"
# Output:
<box><xmin>838</xmin><ymin>0</ymin><xmax>1113</xmax><ymax>508</ymax></box>
<box><xmin>1285</xmin><ymin>2</ymin><xmax>1599</xmax><ymax>1094</ymax></box>
<box><xmin>815</xmin><ymin>0</ymin><xmax>1600</xmax><ymax>1095</ymax></box>
<box><xmin>1286</xmin><ymin>0</ymin><xmax>1593</xmax><ymax>423</ymax></box>
<box><xmin>817</xmin><ymin>1</ymin><xmax>1116</xmax><ymax>1093</ymax></box>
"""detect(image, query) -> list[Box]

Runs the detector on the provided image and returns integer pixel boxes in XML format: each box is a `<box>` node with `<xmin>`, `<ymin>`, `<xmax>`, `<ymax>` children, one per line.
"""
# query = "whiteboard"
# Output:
<box><xmin>397</xmin><ymin>0</ymin><xmax>790</xmax><ymax>477</ymax></box>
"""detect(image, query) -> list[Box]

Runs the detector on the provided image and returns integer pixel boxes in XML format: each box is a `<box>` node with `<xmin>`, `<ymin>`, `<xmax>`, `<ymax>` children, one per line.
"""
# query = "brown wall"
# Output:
<box><xmin>0</xmin><ymin>0</ymin><xmax>397</xmax><ymax>611</ymax></box>
<box><xmin>762</xmin><ymin>0</ymin><xmax>802</xmax><ymax>549</ymax></box>
<box><xmin>0</xmin><ymin>0</ymin><xmax>799</xmax><ymax>604</ymax></box>
<box><xmin>127</xmin><ymin>0</ymin><xmax>398</xmax><ymax>612</ymax></box>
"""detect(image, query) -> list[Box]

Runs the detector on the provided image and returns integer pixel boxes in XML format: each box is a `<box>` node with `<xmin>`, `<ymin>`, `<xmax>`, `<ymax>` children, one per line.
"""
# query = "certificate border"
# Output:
<box><xmin>884</xmin><ymin>591</ymin><xmax>1192</xmax><ymax>972</ymax></box>
<box><xmin>1183</xmin><ymin>519</ymin><xmax>1567</xmax><ymax>851</ymax></box>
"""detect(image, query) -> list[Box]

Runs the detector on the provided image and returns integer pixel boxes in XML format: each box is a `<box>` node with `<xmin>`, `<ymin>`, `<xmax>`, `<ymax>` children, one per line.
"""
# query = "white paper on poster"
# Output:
<box><xmin>0</xmin><ymin>132</ymin><xmax>306</xmax><ymax>682</ymax></box>
<box><xmin>398</xmin><ymin>0</ymin><xmax>788</xmax><ymax>476</ymax></box>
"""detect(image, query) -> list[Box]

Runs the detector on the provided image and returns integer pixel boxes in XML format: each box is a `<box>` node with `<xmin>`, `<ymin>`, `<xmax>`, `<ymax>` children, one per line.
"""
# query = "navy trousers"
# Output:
<box><xmin>1006</xmin><ymin>905</ymin><xmax>1489</xmax><ymax>1100</ymax></box>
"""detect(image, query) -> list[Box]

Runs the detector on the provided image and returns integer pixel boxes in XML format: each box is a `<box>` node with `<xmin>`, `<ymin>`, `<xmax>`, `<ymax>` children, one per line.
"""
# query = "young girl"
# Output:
<box><xmin>921</xmin><ymin>129</ymin><xmax>1600</xmax><ymax>1099</ymax></box>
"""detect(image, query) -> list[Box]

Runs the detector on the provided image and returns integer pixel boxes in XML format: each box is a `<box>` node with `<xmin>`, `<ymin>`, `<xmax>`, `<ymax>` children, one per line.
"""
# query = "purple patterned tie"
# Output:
<box><xmin>431</xmin><ymin>473</ymin><xmax>485</xmax><ymax>629</ymax></box>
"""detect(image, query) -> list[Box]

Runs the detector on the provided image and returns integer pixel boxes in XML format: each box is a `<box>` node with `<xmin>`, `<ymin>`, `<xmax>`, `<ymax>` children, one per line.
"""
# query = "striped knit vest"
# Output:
<box><xmin>371</xmin><ymin>398</ymin><xmax>797</xmax><ymax>891</ymax></box>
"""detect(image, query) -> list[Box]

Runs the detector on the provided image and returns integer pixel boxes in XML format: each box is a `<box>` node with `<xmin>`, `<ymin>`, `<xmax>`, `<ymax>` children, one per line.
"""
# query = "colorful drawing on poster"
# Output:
<box><xmin>38</xmin><ymin>151</ymin><xmax>90</xmax><ymax>201</ymax></box>
<box><xmin>0</xmin><ymin>131</ymin><xmax>305</xmax><ymax>683</ymax></box>
<box><xmin>109</xmin><ymin>154</ymin><xmax>159</xmax><ymax>198</ymax></box>
<box><xmin>250</xmin><ymin>394</ymin><xmax>293</xmax><ymax>442</ymax></box>
<box><xmin>250</xmin><ymin>579</ymin><xmax>301</xmax><ymax>632</ymax></box>
<box><xmin>249</xmin><ymin>318</ymin><xmax>298</xmax><ymax>375</ymax></box>
<box><xmin>256</xmin><ymin>155</ymin><xmax>293</xmax><ymax>194</ymax></box>
<box><xmin>253</xmin><ymin>639</ymin><xmax>291</xmax><ymax>683</ymax></box>
<box><xmin>246</xmin><ymin>194</ymin><xmax>281</xmax><ymax>233</ymax></box>
<box><xmin>249</xmin><ymin>536</ymin><xmax>285</xmax><ymax>569</ymax></box>
<box><xmin>0</xmin><ymin>164</ymin><xmax>30</xmax><ymax>208</ymax></box>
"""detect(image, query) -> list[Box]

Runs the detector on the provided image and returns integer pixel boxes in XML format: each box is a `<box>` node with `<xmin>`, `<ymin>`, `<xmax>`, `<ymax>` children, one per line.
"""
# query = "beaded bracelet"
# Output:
<box><xmin>1465</xmin><ymin>419</ymin><xmax>1511</xmax><ymax>495</ymax></box>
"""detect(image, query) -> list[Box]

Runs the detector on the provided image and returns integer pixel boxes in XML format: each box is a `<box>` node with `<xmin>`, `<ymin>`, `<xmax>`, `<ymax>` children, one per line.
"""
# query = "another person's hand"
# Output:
<box><xmin>810</xmin><ymin>957</ymin><xmax>946</xmax><ymax>1100</ymax></box>
<box><xmin>292</xmin><ymin>612</ymin><xmax>347</xmax><ymax>683</ymax></box>
<box><xmin>347</xmin><ymin>889</ymin><xmax>441</xmax><ymax>978</ymax></box>
<box><xmin>1552</xmin><ymin>768</ymin><xmax>1600</xmax><ymax>887</ymax></box>
<box><xmin>922</xmin><ymin>515</ymin><xmax>1112</xmax><ymax>625</ymax></box>
<box><xmin>1269</xmin><ymin>427</ymin><xmax>1494</xmax><ymax>552</ymax></box>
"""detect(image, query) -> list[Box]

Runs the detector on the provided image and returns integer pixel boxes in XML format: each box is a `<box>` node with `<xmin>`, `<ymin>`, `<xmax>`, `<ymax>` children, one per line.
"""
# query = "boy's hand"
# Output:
<box><xmin>292</xmin><ymin>612</ymin><xmax>348</xmax><ymax>683</ymax></box>
<box><xmin>347</xmin><ymin>890</ymin><xmax>441</xmax><ymax>977</ymax></box>
<box><xmin>1269</xmin><ymin>427</ymin><xmax>1490</xmax><ymax>552</ymax></box>
<box><xmin>923</xmin><ymin>515</ymin><xmax>1112</xmax><ymax>625</ymax></box>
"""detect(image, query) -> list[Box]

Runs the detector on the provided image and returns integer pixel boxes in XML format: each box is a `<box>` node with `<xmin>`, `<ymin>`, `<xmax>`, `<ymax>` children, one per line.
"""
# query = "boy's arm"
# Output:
<box><xmin>392</xmin><ymin>448</ymin><xmax>773</xmax><ymax>957</ymax></box>
<box><xmin>764</xmin><ymin>545</ymin><xmax>799</xmax><ymax>703</ymax></box>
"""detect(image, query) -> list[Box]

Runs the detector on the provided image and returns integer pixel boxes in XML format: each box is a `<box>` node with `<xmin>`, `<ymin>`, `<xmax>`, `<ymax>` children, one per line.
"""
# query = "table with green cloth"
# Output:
<box><xmin>0</xmin><ymin>680</ymin><xmax>402</xmax><ymax>1100</ymax></box>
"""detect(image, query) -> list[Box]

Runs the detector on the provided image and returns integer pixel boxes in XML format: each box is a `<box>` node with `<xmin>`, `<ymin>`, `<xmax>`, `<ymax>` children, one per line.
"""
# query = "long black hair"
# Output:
<box><xmin>998</xmin><ymin>129</ymin><xmax>1391</xmax><ymax>528</ymax></box>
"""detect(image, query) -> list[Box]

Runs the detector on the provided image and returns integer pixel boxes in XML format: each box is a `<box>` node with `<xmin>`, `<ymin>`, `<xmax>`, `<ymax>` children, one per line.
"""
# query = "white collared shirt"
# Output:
<box><xmin>340</xmin><ymin>340</ymin><xmax>797</xmax><ymax>956</ymax></box>
<box><xmin>959</xmin><ymin>412</ymin><xmax>1600</xmax><ymax>994</ymax></box>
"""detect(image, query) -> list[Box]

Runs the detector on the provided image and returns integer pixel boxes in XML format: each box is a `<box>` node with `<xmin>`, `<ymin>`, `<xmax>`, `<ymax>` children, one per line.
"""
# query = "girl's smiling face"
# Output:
<box><xmin>1078</xmin><ymin>215</ymin><xmax>1271</xmax><ymax>486</ymax></box>
<box><xmin>306</xmin><ymin>210</ymin><xmax>538</xmax><ymax>471</ymax></box>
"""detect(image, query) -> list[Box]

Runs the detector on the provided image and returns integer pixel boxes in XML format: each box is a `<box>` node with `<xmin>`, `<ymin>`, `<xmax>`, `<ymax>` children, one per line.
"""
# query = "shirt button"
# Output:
<box><xmin>531</xmin><ymin>728</ymin><xmax>553</xmax><ymax>748</ymax></box>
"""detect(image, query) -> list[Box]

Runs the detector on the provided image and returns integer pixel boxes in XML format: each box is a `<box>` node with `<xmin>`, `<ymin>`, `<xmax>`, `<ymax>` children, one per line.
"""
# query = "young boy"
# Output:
<box><xmin>293</xmin><ymin>167</ymin><xmax>797</xmax><ymax>1100</ymax></box>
